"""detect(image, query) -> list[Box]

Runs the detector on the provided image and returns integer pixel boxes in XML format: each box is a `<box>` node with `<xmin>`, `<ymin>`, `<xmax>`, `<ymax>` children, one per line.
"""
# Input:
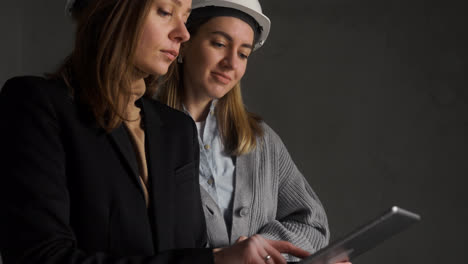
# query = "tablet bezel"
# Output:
<box><xmin>297</xmin><ymin>206</ymin><xmax>421</xmax><ymax>264</ymax></box>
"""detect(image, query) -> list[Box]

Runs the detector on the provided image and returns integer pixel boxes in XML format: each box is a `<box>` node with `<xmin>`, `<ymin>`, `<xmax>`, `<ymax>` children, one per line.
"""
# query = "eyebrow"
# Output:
<box><xmin>171</xmin><ymin>0</ymin><xmax>191</xmax><ymax>14</ymax></box>
<box><xmin>211</xmin><ymin>31</ymin><xmax>254</xmax><ymax>50</ymax></box>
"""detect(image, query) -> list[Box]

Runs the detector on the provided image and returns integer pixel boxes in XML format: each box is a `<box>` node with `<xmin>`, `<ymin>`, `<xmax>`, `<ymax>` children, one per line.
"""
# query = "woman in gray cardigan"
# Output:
<box><xmin>158</xmin><ymin>0</ymin><xmax>347</xmax><ymax>263</ymax></box>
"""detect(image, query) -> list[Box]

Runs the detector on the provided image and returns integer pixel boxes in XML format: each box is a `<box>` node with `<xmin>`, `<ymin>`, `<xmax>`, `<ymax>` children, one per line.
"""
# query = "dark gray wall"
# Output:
<box><xmin>244</xmin><ymin>1</ymin><xmax>467</xmax><ymax>263</ymax></box>
<box><xmin>0</xmin><ymin>1</ymin><xmax>73</xmax><ymax>86</ymax></box>
<box><xmin>1</xmin><ymin>0</ymin><xmax>466</xmax><ymax>263</ymax></box>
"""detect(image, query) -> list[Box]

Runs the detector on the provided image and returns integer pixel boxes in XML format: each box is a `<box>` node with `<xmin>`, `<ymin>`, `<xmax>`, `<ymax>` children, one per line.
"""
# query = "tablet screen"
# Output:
<box><xmin>297</xmin><ymin>206</ymin><xmax>420</xmax><ymax>264</ymax></box>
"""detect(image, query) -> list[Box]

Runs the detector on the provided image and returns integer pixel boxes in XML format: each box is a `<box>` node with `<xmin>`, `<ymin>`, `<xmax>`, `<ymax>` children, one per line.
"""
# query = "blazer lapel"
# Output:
<box><xmin>140</xmin><ymin>98</ymin><xmax>174</xmax><ymax>250</ymax></box>
<box><xmin>140</xmin><ymin>99</ymin><xmax>165</xmax><ymax>201</ymax></box>
<box><xmin>108</xmin><ymin>124</ymin><xmax>146</xmax><ymax>197</ymax></box>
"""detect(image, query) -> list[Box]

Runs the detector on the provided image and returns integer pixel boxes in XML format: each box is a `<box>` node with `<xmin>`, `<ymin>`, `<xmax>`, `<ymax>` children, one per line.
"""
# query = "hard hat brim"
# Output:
<box><xmin>191</xmin><ymin>0</ymin><xmax>271</xmax><ymax>50</ymax></box>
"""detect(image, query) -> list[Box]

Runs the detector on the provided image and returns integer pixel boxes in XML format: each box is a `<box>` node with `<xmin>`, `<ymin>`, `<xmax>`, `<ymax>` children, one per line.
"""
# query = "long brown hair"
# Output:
<box><xmin>157</xmin><ymin>16</ymin><xmax>264</xmax><ymax>156</ymax></box>
<box><xmin>53</xmin><ymin>0</ymin><xmax>157</xmax><ymax>132</ymax></box>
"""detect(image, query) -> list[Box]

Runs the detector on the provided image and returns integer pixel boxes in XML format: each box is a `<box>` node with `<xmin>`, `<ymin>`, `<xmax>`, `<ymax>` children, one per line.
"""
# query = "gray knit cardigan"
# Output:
<box><xmin>200</xmin><ymin>122</ymin><xmax>330</xmax><ymax>254</ymax></box>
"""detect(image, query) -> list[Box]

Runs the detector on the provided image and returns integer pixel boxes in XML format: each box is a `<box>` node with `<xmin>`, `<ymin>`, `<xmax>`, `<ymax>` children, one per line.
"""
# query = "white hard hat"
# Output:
<box><xmin>191</xmin><ymin>0</ymin><xmax>271</xmax><ymax>50</ymax></box>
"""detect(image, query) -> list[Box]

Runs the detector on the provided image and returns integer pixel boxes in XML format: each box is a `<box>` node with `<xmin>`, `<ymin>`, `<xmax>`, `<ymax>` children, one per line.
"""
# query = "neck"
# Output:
<box><xmin>126</xmin><ymin>78</ymin><xmax>146</xmax><ymax>121</ymax></box>
<box><xmin>129</xmin><ymin>67</ymin><xmax>149</xmax><ymax>103</ymax></box>
<box><xmin>184</xmin><ymin>95</ymin><xmax>212</xmax><ymax>122</ymax></box>
<box><xmin>182</xmin><ymin>70</ymin><xmax>214</xmax><ymax>122</ymax></box>
<box><xmin>131</xmin><ymin>78</ymin><xmax>146</xmax><ymax>100</ymax></box>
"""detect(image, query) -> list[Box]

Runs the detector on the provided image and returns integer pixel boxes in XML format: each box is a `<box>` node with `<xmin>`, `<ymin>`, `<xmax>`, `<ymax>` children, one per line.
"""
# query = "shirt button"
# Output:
<box><xmin>207</xmin><ymin>178</ymin><xmax>214</xmax><ymax>185</ymax></box>
<box><xmin>204</xmin><ymin>144</ymin><xmax>210</xmax><ymax>150</ymax></box>
<box><xmin>239</xmin><ymin>207</ymin><xmax>249</xmax><ymax>217</ymax></box>
<box><xmin>210</xmin><ymin>110</ymin><xmax>214</xmax><ymax>115</ymax></box>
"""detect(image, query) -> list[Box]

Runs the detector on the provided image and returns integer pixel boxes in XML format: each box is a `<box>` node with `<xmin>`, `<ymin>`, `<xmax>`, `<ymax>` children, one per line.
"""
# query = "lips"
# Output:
<box><xmin>161</xmin><ymin>49</ymin><xmax>178</xmax><ymax>61</ymax></box>
<box><xmin>211</xmin><ymin>71</ymin><xmax>232</xmax><ymax>84</ymax></box>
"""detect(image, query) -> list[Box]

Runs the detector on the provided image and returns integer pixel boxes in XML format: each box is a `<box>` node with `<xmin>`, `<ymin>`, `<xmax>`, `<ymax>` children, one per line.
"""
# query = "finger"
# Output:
<box><xmin>263</xmin><ymin>244</ymin><xmax>286</xmax><ymax>264</ymax></box>
<box><xmin>267</xmin><ymin>240</ymin><xmax>310</xmax><ymax>259</ymax></box>
<box><xmin>334</xmin><ymin>258</ymin><xmax>351</xmax><ymax>264</ymax></box>
<box><xmin>236</xmin><ymin>236</ymin><xmax>248</xmax><ymax>243</ymax></box>
<box><xmin>262</xmin><ymin>254</ymin><xmax>274</xmax><ymax>264</ymax></box>
<box><xmin>245</xmin><ymin>235</ymin><xmax>274</xmax><ymax>264</ymax></box>
<box><xmin>249</xmin><ymin>235</ymin><xmax>272</xmax><ymax>264</ymax></box>
<box><xmin>252</xmin><ymin>235</ymin><xmax>285</xmax><ymax>264</ymax></box>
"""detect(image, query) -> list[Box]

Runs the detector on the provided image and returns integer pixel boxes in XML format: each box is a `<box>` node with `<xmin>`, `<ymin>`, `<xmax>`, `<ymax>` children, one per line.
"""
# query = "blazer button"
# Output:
<box><xmin>239</xmin><ymin>207</ymin><xmax>249</xmax><ymax>217</ymax></box>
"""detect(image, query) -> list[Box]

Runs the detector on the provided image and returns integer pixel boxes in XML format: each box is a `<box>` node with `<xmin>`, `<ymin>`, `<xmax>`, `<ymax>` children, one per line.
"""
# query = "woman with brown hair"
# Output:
<box><xmin>0</xmin><ymin>0</ymin><xmax>309</xmax><ymax>263</ymax></box>
<box><xmin>158</xmin><ymin>0</ymin><xmax>350</xmax><ymax>263</ymax></box>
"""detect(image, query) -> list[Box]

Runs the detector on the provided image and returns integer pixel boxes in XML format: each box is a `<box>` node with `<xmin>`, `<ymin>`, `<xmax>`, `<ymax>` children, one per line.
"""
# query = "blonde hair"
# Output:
<box><xmin>157</xmin><ymin>62</ymin><xmax>263</xmax><ymax>156</ymax></box>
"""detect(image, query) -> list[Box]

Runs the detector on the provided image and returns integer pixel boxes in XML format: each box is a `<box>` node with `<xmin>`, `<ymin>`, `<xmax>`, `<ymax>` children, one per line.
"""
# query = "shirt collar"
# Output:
<box><xmin>183</xmin><ymin>99</ymin><xmax>218</xmax><ymax>120</ymax></box>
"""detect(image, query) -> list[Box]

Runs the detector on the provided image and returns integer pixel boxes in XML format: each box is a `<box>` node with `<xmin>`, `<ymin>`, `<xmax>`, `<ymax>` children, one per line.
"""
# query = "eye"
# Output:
<box><xmin>239</xmin><ymin>49</ymin><xmax>251</xmax><ymax>59</ymax></box>
<box><xmin>211</xmin><ymin>41</ymin><xmax>226</xmax><ymax>48</ymax></box>
<box><xmin>157</xmin><ymin>8</ymin><xmax>172</xmax><ymax>17</ymax></box>
<box><xmin>239</xmin><ymin>53</ymin><xmax>249</xmax><ymax>60</ymax></box>
<box><xmin>211</xmin><ymin>39</ymin><xmax>227</xmax><ymax>48</ymax></box>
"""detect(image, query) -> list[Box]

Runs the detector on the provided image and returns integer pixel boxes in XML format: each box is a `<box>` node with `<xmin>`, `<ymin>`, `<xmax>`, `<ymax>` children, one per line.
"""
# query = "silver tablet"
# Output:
<box><xmin>297</xmin><ymin>206</ymin><xmax>421</xmax><ymax>264</ymax></box>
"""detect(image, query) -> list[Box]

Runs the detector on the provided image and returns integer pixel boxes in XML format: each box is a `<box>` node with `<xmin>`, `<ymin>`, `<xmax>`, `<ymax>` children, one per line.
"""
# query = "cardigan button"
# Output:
<box><xmin>239</xmin><ymin>207</ymin><xmax>250</xmax><ymax>217</ymax></box>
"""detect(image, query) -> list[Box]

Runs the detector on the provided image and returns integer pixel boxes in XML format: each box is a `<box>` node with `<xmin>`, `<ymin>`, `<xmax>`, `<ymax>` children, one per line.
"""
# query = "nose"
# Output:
<box><xmin>169</xmin><ymin>19</ymin><xmax>190</xmax><ymax>44</ymax></box>
<box><xmin>221</xmin><ymin>49</ymin><xmax>239</xmax><ymax>70</ymax></box>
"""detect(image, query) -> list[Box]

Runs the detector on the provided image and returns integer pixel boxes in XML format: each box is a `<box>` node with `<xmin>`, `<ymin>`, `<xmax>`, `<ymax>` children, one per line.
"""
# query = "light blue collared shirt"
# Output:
<box><xmin>184</xmin><ymin>100</ymin><xmax>236</xmax><ymax>233</ymax></box>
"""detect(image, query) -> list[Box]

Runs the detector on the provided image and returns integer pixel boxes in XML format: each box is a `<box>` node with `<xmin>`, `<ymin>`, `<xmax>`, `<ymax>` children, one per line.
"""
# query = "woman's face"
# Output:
<box><xmin>134</xmin><ymin>0</ymin><xmax>192</xmax><ymax>76</ymax></box>
<box><xmin>182</xmin><ymin>16</ymin><xmax>254</xmax><ymax>101</ymax></box>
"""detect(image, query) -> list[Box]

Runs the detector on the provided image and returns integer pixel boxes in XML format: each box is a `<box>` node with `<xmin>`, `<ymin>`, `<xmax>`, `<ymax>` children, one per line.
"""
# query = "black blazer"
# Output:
<box><xmin>0</xmin><ymin>77</ymin><xmax>213</xmax><ymax>263</ymax></box>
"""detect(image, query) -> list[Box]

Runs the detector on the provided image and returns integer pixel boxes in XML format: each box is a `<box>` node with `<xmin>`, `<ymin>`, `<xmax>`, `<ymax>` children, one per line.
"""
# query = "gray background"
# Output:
<box><xmin>1</xmin><ymin>0</ymin><xmax>466</xmax><ymax>263</ymax></box>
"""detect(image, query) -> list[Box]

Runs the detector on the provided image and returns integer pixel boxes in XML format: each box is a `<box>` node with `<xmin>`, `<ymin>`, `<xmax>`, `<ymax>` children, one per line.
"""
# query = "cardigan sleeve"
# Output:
<box><xmin>256</xmin><ymin>124</ymin><xmax>330</xmax><ymax>256</ymax></box>
<box><xmin>0</xmin><ymin>77</ymin><xmax>213</xmax><ymax>264</ymax></box>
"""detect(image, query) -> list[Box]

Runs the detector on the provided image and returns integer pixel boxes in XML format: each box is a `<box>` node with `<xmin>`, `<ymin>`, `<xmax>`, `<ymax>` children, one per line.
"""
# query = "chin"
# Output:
<box><xmin>212</xmin><ymin>86</ymin><xmax>232</xmax><ymax>99</ymax></box>
<box><xmin>153</xmin><ymin>65</ymin><xmax>170</xmax><ymax>75</ymax></box>
<box><xmin>144</xmin><ymin>62</ymin><xmax>171</xmax><ymax>76</ymax></box>
<box><xmin>155</xmin><ymin>69</ymin><xmax>169</xmax><ymax>75</ymax></box>
<box><xmin>209</xmin><ymin>91</ymin><xmax>230</xmax><ymax>100</ymax></box>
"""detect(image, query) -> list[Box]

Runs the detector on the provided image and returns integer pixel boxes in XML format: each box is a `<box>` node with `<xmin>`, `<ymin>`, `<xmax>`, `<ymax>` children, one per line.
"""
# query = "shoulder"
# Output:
<box><xmin>0</xmin><ymin>76</ymin><xmax>74</xmax><ymax>142</ymax></box>
<box><xmin>3</xmin><ymin>76</ymin><xmax>66</xmax><ymax>92</ymax></box>
<box><xmin>1</xmin><ymin>76</ymin><xmax>73</xmax><ymax>116</ymax></box>
<box><xmin>142</xmin><ymin>98</ymin><xmax>195</xmax><ymax>129</ymax></box>
<box><xmin>253</xmin><ymin>122</ymin><xmax>296</xmax><ymax>167</ymax></box>
<box><xmin>1</xmin><ymin>76</ymin><xmax>71</xmax><ymax>103</ymax></box>
<box><xmin>258</xmin><ymin>121</ymin><xmax>284</xmax><ymax>148</ymax></box>
<box><xmin>3</xmin><ymin>76</ymin><xmax>48</xmax><ymax>89</ymax></box>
